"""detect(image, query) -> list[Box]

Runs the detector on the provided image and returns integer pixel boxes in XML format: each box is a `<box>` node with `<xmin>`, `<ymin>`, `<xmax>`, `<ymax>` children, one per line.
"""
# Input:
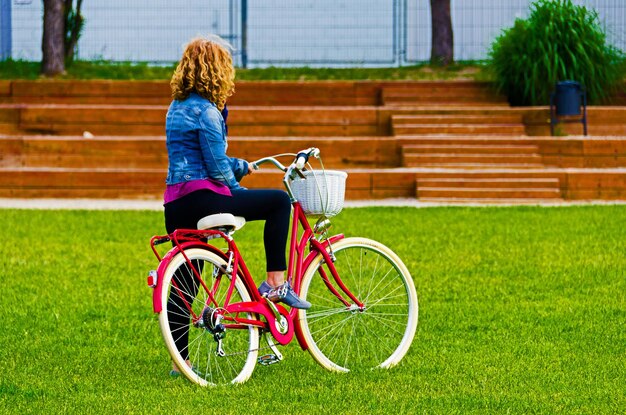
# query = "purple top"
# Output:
<box><xmin>163</xmin><ymin>178</ymin><xmax>231</xmax><ymax>204</ymax></box>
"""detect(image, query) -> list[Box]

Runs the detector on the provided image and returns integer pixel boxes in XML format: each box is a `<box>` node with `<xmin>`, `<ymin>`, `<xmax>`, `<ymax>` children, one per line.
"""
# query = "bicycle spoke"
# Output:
<box><xmin>300</xmin><ymin>239</ymin><xmax>417</xmax><ymax>372</ymax></box>
<box><xmin>364</xmin><ymin>252</ymin><xmax>381</xmax><ymax>301</ymax></box>
<box><xmin>315</xmin><ymin>315</ymin><xmax>354</xmax><ymax>361</ymax></box>
<box><xmin>366</xmin><ymin>286</ymin><xmax>407</xmax><ymax>308</ymax></box>
<box><xmin>362</xmin><ymin>266</ymin><xmax>397</xmax><ymax>304</ymax></box>
<box><xmin>159</xmin><ymin>248</ymin><xmax>259</xmax><ymax>386</ymax></box>
<box><xmin>363</xmin><ymin>312</ymin><xmax>408</xmax><ymax>337</ymax></box>
<box><xmin>305</xmin><ymin>306</ymin><xmax>352</xmax><ymax>320</ymax></box>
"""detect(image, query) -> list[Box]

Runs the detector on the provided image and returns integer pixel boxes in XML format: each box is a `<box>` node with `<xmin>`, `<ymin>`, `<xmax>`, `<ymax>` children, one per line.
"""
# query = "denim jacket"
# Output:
<box><xmin>165</xmin><ymin>93</ymin><xmax>248</xmax><ymax>189</ymax></box>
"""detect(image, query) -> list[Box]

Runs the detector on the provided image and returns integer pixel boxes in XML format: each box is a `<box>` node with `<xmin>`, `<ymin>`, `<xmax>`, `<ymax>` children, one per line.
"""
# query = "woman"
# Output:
<box><xmin>163</xmin><ymin>35</ymin><xmax>310</xmax><ymax>375</ymax></box>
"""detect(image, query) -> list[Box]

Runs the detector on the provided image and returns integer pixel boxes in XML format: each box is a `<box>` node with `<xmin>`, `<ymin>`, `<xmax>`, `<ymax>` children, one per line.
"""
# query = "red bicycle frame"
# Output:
<box><xmin>149</xmin><ymin>199</ymin><xmax>363</xmax><ymax>350</ymax></box>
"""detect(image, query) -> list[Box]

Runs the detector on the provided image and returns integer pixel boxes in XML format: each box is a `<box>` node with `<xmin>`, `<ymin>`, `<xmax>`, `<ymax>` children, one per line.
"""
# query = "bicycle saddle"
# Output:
<box><xmin>197</xmin><ymin>213</ymin><xmax>246</xmax><ymax>232</ymax></box>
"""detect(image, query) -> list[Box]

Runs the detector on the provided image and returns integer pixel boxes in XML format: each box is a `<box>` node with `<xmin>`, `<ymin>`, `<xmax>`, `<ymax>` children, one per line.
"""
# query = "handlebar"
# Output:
<box><xmin>251</xmin><ymin>147</ymin><xmax>320</xmax><ymax>174</ymax></box>
<box><xmin>295</xmin><ymin>147</ymin><xmax>320</xmax><ymax>170</ymax></box>
<box><xmin>250</xmin><ymin>147</ymin><xmax>321</xmax><ymax>201</ymax></box>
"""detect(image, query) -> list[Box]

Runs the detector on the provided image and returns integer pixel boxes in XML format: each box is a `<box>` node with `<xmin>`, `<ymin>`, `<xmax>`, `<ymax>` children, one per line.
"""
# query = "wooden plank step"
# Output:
<box><xmin>2</xmin><ymin>166</ymin><xmax>625</xmax><ymax>201</ymax></box>
<box><xmin>393</xmin><ymin>123</ymin><xmax>526</xmax><ymax>135</ymax></box>
<box><xmin>0</xmin><ymin>135</ymin><xmax>399</xmax><ymax>169</ymax></box>
<box><xmin>3</xmin><ymin>80</ymin><xmax>372</xmax><ymax>106</ymax></box>
<box><xmin>383</xmin><ymin>87</ymin><xmax>503</xmax><ymax>97</ymax></box>
<box><xmin>403</xmin><ymin>153</ymin><xmax>543</xmax><ymax>166</ymax></box>
<box><xmin>397</xmin><ymin>136</ymin><xmax>539</xmax><ymax>146</ymax></box>
<box><xmin>0</xmin><ymin>104</ymin><xmax>384</xmax><ymax>137</ymax></box>
<box><xmin>408</xmin><ymin>163</ymin><xmax>546</xmax><ymax>169</ymax></box>
<box><xmin>403</xmin><ymin>144</ymin><xmax>539</xmax><ymax>154</ymax></box>
<box><xmin>414</xmin><ymin>170</ymin><xmax>566</xmax><ymax>180</ymax></box>
<box><xmin>382</xmin><ymin>82</ymin><xmax>496</xmax><ymax>92</ymax></box>
<box><xmin>0</xmin><ymin>168</ymin><xmax>385</xmax><ymax>199</ymax></box>
<box><xmin>381</xmin><ymin>84</ymin><xmax>507</xmax><ymax>104</ymax></box>
<box><xmin>383</xmin><ymin>95</ymin><xmax>508</xmax><ymax>105</ymax></box>
<box><xmin>392</xmin><ymin>114</ymin><xmax>523</xmax><ymax>124</ymax></box>
<box><xmin>0</xmin><ymin>167</ymin><xmax>284</xmax><ymax>199</ymax></box>
<box><xmin>417</xmin><ymin>187</ymin><xmax>562</xmax><ymax>199</ymax></box>
<box><xmin>416</xmin><ymin>178</ymin><xmax>560</xmax><ymax>189</ymax></box>
<box><xmin>417</xmin><ymin>197</ymin><xmax>565</xmax><ymax>204</ymax></box>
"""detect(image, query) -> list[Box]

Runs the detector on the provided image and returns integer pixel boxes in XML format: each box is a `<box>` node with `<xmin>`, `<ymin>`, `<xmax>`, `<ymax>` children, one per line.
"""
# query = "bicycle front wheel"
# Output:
<box><xmin>298</xmin><ymin>237</ymin><xmax>418</xmax><ymax>372</ymax></box>
<box><xmin>158</xmin><ymin>247</ymin><xmax>259</xmax><ymax>386</ymax></box>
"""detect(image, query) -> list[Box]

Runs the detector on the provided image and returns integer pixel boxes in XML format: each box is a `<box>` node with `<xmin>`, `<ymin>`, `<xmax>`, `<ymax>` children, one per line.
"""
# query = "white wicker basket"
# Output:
<box><xmin>291</xmin><ymin>170</ymin><xmax>348</xmax><ymax>217</ymax></box>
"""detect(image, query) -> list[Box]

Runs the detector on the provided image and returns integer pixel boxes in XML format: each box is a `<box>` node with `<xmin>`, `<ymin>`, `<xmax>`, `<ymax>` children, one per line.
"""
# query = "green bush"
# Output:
<box><xmin>488</xmin><ymin>0</ymin><xmax>625</xmax><ymax>105</ymax></box>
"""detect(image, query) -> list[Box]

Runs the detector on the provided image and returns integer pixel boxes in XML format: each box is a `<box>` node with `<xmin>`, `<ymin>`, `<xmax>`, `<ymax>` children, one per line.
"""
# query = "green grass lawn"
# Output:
<box><xmin>1</xmin><ymin>206</ymin><xmax>625</xmax><ymax>414</ymax></box>
<box><xmin>0</xmin><ymin>59</ymin><xmax>489</xmax><ymax>81</ymax></box>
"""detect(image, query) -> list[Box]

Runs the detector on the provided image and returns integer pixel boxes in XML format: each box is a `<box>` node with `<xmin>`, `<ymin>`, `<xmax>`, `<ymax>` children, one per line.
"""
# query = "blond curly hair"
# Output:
<box><xmin>170</xmin><ymin>36</ymin><xmax>235</xmax><ymax>110</ymax></box>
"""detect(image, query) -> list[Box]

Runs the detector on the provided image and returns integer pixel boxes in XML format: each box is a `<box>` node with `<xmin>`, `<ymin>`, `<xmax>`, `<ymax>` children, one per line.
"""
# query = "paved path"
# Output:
<box><xmin>1</xmin><ymin>198</ymin><xmax>624</xmax><ymax>210</ymax></box>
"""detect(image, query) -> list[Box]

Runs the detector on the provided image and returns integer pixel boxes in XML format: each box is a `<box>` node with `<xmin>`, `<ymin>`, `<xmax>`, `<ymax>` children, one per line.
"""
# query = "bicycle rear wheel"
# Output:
<box><xmin>158</xmin><ymin>247</ymin><xmax>259</xmax><ymax>386</ymax></box>
<box><xmin>298</xmin><ymin>237</ymin><xmax>418</xmax><ymax>372</ymax></box>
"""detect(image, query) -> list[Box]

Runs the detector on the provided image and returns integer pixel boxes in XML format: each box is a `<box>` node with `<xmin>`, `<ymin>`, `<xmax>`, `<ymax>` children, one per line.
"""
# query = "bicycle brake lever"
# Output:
<box><xmin>287</xmin><ymin>165</ymin><xmax>306</xmax><ymax>180</ymax></box>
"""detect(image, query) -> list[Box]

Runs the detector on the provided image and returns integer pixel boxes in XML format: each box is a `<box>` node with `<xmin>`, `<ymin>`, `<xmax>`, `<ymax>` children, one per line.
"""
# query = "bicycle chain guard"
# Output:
<box><xmin>225</xmin><ymin>300</ymin><xmax>294</xmax><ymax>345</ymax></box>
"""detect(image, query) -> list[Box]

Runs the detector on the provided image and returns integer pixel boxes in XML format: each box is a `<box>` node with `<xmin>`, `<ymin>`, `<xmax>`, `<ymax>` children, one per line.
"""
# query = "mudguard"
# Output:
<box><xmin>151</xmin><ymin>242</ymin><xmax>227</xmax><ymax>314</ymax></box>
<box><xmin>294</xmin><ymin>234</ymin><xmax>344</xmax><ymax>350</ymax></box>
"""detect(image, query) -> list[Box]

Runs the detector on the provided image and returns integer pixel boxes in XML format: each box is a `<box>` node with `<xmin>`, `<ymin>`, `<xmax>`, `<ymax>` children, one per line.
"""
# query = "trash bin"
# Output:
<box><xmin>554</xmin><ymin>81</ymin><xmax>582</xmax><ymax>116</ymax></box>
<box><xmin>550</xmin><ymin>80</ymin><xmax>587</xmax><ymax>136</ymax></box>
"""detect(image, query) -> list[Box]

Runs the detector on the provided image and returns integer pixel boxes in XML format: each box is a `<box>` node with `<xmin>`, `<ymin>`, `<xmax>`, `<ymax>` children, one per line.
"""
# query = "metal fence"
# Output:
<box><xmin>4</xmin><ymin>0</ymin><xmax>626</xmax><ymax>67</ymax></box>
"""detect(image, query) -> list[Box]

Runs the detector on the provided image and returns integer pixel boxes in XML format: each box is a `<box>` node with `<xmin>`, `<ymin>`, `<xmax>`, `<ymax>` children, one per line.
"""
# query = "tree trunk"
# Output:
<box><xmin>430</xmin><ymin>0</ymin><xmax>454</xmax><ymax>66</ymax></box>
<box><xmin>42</xmin><ymin>0</ymin><xmax>65</xmax><ymax>76</ymax></box>
<box><xmin>64</xmin><ymin>0</ymin><xmax>84</xmax><ymax>64</ymax></box>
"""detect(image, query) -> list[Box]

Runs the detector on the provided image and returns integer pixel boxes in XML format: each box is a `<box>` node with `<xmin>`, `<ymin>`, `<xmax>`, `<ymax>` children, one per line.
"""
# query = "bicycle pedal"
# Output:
<box><xmin>257</xmin><ymin>354</ymin><xmax>282</xmax><ymax>366</ymax></box>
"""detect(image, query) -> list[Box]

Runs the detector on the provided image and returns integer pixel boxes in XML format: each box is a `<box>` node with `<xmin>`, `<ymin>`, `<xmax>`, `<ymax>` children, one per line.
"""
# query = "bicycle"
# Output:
<box><xmin>147</xmin><ymin>147</ymin><xmax>418</xmax><ymax>386</ymax></box>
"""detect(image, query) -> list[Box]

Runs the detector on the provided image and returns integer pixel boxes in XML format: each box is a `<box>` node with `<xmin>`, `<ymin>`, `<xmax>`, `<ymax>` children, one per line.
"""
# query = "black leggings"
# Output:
<box><xmin>164</xmin><ymin>188</ymin><xmax>291</xmax><ymax>272</ymax></box>
<box><xmin>164</xmin><ymin>188</ymin><xmax>291</xmax><ymax>360</ymax></box>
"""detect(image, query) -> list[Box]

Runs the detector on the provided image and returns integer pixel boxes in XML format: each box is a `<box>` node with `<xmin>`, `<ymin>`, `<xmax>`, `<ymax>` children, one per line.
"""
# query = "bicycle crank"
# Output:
<box><xmin>258</xmin><ymin>333</ymin><xmax>283</xmax><ymax>366</ymax></box>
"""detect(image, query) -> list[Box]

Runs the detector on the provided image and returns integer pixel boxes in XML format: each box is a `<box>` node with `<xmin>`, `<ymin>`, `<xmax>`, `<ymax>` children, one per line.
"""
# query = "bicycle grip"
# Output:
<box><xmin>295</xmin><ymin>152</ymin><xmax>308</xmax><ymax>170</ymax></box>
